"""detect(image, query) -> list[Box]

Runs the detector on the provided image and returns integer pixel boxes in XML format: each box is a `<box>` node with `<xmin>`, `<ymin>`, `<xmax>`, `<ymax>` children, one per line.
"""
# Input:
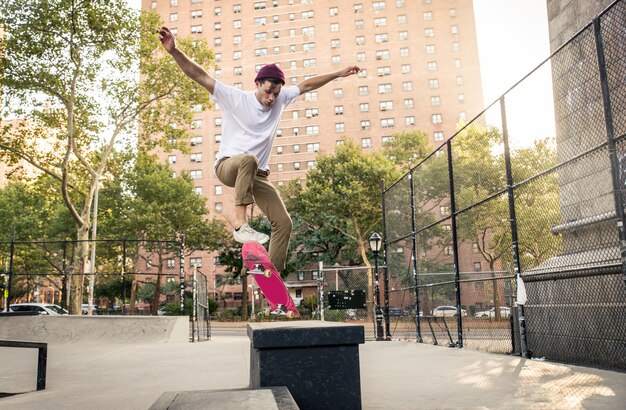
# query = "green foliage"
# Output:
<box><xmin>283</xmin><ymin>139</ymin><xmax>401</xmax><ymax>266</ymax></box>
<box><xmin>382</xmin><ymin>130</ymin><xmax>431</xmax><ymax>170</ymax></box>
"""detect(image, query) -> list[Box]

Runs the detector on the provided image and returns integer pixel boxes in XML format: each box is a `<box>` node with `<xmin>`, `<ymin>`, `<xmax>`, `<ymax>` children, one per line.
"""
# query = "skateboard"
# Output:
<box><xmin>241</xmin><ymin>241</ymin><xmax>300</xmax><ymax>318</ymax></box>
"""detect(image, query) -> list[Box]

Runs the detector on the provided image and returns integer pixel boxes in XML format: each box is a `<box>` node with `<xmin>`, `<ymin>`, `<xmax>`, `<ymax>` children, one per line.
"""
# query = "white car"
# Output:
<box><xmin>432</xmin><ymin>305</ymin><xmax>467</xmax><ymax>317</ymax></box>
<box><xmin>9</xmin><ymin>303</ymin><xmax>69</xmax><ymax>315</ymax></box>
<box><xmin>474</xmin><ymin>307</ymin><xmax>511</xmax><ymax>319</ymax></box>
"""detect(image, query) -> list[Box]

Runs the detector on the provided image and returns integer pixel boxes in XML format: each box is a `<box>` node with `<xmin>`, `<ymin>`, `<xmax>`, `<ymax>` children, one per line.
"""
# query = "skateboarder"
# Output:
<box><xmin>158</xmin><ymin>26</ymin><xmax>360</xmax><ymax>273</ymax></box>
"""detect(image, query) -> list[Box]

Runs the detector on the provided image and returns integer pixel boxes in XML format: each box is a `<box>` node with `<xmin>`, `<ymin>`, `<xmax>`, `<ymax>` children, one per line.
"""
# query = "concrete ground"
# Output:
<box><xmin>1</xmin><ymin>323</ymin><xmax>624</xmax><ymax>410</ymax></box>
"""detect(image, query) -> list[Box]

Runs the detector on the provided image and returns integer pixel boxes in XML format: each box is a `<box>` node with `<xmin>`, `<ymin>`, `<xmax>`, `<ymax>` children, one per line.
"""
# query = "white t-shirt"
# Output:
<box><xmin>211</xmin><ymin>81</ymin><xmax>300</xmax><ymax>172</ymax></box>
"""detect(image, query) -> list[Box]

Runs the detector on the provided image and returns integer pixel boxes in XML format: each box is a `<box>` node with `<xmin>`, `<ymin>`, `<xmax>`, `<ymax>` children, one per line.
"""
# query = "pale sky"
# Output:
<box><xmin>472</xmin><ymin>0</ymin><xmax>556</xmax><ymax>142</ymax></box>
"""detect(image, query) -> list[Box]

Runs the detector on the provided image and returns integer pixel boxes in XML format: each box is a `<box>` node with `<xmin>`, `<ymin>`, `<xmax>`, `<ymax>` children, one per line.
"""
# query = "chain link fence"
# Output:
<box><xmin>0</xmin><ymin>238</ymin><xmax>211</xmax><ymax>341</ymax></box>
<box><xmin>381</xmin><ymin>0</ymin><xmax>625</xmax><ymax>371</ymax></box>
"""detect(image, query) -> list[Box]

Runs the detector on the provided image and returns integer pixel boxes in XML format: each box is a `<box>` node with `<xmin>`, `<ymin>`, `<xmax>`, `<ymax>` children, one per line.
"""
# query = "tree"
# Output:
<box><xmin>283</xmin><ymin>139</ymin><xmax>400</xmax><ymax>307</ymax></box>
<box><xmin>0</xmin><ymin>1</ymin><xmax>215</xmax><ymax>312</ymax></box>
<box><xmin>382</xmin><ymin>129</ymin><xmax>431</xmax><ymax>170</ymax></box>
<box><xmin>97</xmin><ymin>153</ymin><xmax>228</xmax><ymax>315</ymax></box>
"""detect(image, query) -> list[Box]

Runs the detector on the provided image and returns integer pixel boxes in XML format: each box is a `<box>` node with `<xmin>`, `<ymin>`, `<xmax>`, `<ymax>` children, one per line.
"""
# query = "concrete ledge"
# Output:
<box><xmin>0</xmin><ymin>316</ymin><xmax>189</xmax><ymax>344</ymax></box>
<box><xmin>149</xmin><ymin>387</ymin><xmax>299</xmax><ymax>410</ymax></box>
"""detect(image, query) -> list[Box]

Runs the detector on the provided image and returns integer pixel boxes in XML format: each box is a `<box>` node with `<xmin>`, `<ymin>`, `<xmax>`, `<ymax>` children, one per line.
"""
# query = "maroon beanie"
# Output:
<box><xmin>255</xmin><ymin>64</ymin><xmax>285</xmax><ymax>85</ymax></box>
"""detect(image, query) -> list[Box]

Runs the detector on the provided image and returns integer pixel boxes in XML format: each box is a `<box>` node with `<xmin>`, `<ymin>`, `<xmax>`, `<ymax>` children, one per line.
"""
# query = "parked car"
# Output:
<box><xmin>81</xmin><ymin>304</ymin><xmax>100</xmax><ymax>315</ymax></box>
<box><xmin>432</xmin><ymin>305</ymin><xmax>467</xmax><ymax>317</ymax></box>
<box><xmin>9</xmin><ymin>303</ymin><xmax>69</xmax><ymax>315</ymax></box>
<box><xmin>474</xmin><ymin>306</ymin><xmax>511</xmax><ymax>319</ymax></box>
<box><xmin>387</xmin><ymin>307</ymin><xmax>405</xmax><ymax>316</ymax></box>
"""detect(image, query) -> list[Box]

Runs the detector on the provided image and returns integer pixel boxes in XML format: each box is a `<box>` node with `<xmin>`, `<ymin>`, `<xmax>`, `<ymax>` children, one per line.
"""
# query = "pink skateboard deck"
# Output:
<box><xmin>242</xmin><ymin>242</ymin><xmax>300</xmax><ymax>318</ymax></box>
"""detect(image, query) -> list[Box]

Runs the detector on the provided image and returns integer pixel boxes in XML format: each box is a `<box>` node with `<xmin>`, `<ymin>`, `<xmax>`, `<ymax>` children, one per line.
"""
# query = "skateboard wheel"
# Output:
<box><xmin>263</xmin><ymin>269</ymin><xmax>272</xmax><ymax>278</ymax></box>
<box><xmin>287</xmin><ymin>311</ymin><xmax>294</xmax><ymax>319</ymax></box>
<box><xmin>264</xmin><ymin>307</ymin><xmax>271</xmax><ymax>317</ymax></box>
<box><xmin>241</xmin><ymin>266</ymin><xmax>248</xmax><ymax>276</ymax></box>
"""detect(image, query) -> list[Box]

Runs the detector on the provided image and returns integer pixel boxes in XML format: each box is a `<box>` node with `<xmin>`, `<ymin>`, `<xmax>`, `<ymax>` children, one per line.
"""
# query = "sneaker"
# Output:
<box><xmin>233</xmin><ymin>223</ymin><xmax>269</xmax><ymax>244</ymax></box>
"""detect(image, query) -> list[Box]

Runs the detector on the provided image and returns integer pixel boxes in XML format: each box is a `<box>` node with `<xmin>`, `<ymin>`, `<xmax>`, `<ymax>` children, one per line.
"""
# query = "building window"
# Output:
<box><xmin>401</xmin><ymin>64</ymin><xmax>411</xmax><ymax>74</ymax></box>
<box><xmin>360</xmin><ymin>120</ymin><xmax>370</xmax><ymax>130</ymax></box>
<box><xmin>329</xmin><ymin>7</ymin><xmax>338</xmax><ymax>16</ymax></box>
<box><xmin>358</xmin><ymin>86</ymin><xmax>368</xmax><ymax>96</ymax></box>
<box><xmin>167</xmin><ymin>258</ymin><xmax>176</xmax><ymax>269</ymax></box>
<box><xmin>307</xmin><ymin>143</ymin><xmax>320</xmax><ymax>152</ymax></box>
<box><xmin>277</xmin><ymin>146</ymin><xmax>283</xmax><ymax>155</ymax></box>
<box><xmin>294</xmin><ymin>162</ymin><xmax>301</xmax><ymax>171</ymax></box>
<box><xmin>377</xmin><ymin>66</ymin><xmax>391</xmax><ymax>76</ymax></box>
<box><xmin>454</xmin><ymin>58</ymin><xmax>462</xmax><ymax>69</ymax></box>
<box><xmin>214</xmin><ymin>202</ymin><xmax>223</xmax><ymax>212</ymax></box>
<box><xmin>254</xmin><ymin>17</ymin><xmax>267</xmax><ymax>26</ymax></box>
<box><xmin>293</xmin><ymin>144</ymin><xmax>300</xmax><ymax>153</ymax></box>
<box><xmin>359</xmin><ymin>103</ymin><xmax>369</xmax><ymax>112</ymax></box>
<box><xmin>362</xmin><ymin>138</ymin><xmax>372</xmax><ymax>148</ymax></box>
<box><xmin>330</xmin><ymin>23</ymin><xmax>339</xmax><ymax>32</ymax></box>
<box><xmin>335</xmin><ymin>123</ymin><xmax>345</xmax><ymax>133</ymax></box>
<box><xmin>254</xmin><ymin>1</ymin><xmax>267</xmax><ymax>10</ymax></box>
<box><xmin>306</xmin><ymin>125</ymin><xmax>319</xmax><ymax>135</ymax></box>
<box><xmin>375</xmin><ymin>33</ymin><xmax>388</xmax><ymax>43</ymax></box>
<box><xmin>190</xmin><ymin>257</ymin><xmax>202</xmax><ymax>267</ymax></box>
<box><xmin>432</xmin><ymin>114</ymin><xmax>443</xmax><ymax>124</ymax></box>
<box><xmin>191</xmin><ymin>25</ymin><xmax>203</xmax><ymax>34</ymax></box>
<box><xmin>168</xmin><ymin>155</ymin><xmax>176</xmax><ymax>165</ymax></box>
<box><xmin>456</xmin><ymin>75</ymin><xmax>464</xmax><ymax>86</ymax></box>
<box><xmin>431</xmin><ymin>96</ymin><xmax>441</xmax><ymax>106</ymax></box>
<box><xmin>355</xmin><ymin>20</ymin><xmax>364</xmax><ymax>29</ymax></box>
<box><xmin>332</xmin><ymin>55</ymin><xmax>341</xmax><ymax>64</ymax></box>
<box><xmin>215</xmin><ymin>185</ymin><xmax>223</xmax><ymax>195</ymax></box>
<box><xmin>423</xmin><ymin>11</ymin><xmax>432</xmax><ymax>21</ymax></box>
<box><xmin>450</xmin><ymin>8</ymin><xmax>457</xmax><ymax>17</ymax></box>
<box><xmin>234</xmin><ymin>20</ymin><xmax>242</xmax><ymax>29</ymax></box>
<box><xmin>374</xmin><ymin>17</ymin><xmax>387</xmax><ymax>27</ymax></box>
<box><xmin>381</xmin><ymin>118</ymin><xmax>395</xmax><ymax>128</ymax></box>
<box><xmin>378</xmin><ymin>83</ymin><xmax>392</xmax><ymax>94</ymax></box>
<box><xmin>305</xmin><ymin>108</ymin><xmax>319</xmax><ymax>118</ymax></box>
<box><xmin>190</xmin><ymin>153</ymin><xmax>202</xmax><ymax>162</ymax></box>
<box><xmin>357</xmin><ymin>52</ymin><xmax>366</xmax><ymax>62</ymax></box>
<box><xmin>277</xmin><ymin>163</ymin><xmax>284</xmax><ymax>172</ymax></box>
<box><xmin>405</xmin><ymin>116</ymin><xmax>415</xmax><ymax>126</ymax></box>
<box><xmin>354</xmin><ymin>4</ymin><xmax>363</xmax><ymax>13</ymax></box>
<box><xmin>192</xmin><ymin>10</ymin><xmax>203</xmax><ymax>19</ymax></box>
<box><xmin>373</xmin><ymin>1</ymin><xmax>386</xmax><ymax>11</ymax></box>
<box><xmin>170</xmin><ymin>13</ymin><xmax>178</xmax><ymax>22</ymax></box>
<box><xmin>375</xmin><ymin>50</ymin><xmax>390</xmax><ymax>60</ymax></box>
<box><xmin>425</xmin><ymin>28</ymin><xmax>434</xmax><ymax>37</ymax></box>
<box><xmin>451</xmin><ymin>24</ymin><xmax>458</xmax><ymax>34</ymax></box>
<box><xmin>334</xmin><ymin>105</ymin><xmax>344</xmax><ymax>115</ymax></box>
<box><xmin>397</xmin><ymin>14</ymin><xmax>407</xmax><ymax>24</ymax></box>
<box><xmin>190</xmin><ymin>136</ymin><xmax>203</xmax><ymax>146</ymax></box>
<box><xmin>429</xmin><ymin>79</ymin><xmax>440</xmax><ymax>89</ymax></box>
<box><xmin>426</xmin><ymin>44</ymin><xmax>436</xmax><ymax>54</ymax></box>
<box><xmin>399</xmin><ymin>31</ymin><xmax>408</xmax><ymax>41</ymax></box>
<box><xmin>379</xmin><ymin>100</ymin><xmax>393</xmax><ymax>111</ymax></box>
<box><xmin>404</xmin><ymin>98</ymin><xmax>414</xmax><ymax>109</ymax></box>
<box><xmin>434</xmin><ymin>131</ymin><xmax>444</xmax><ymax>141</ymax></box>
<box><xmin>427</xmin><ymin>61</ymin><xmax>438</xmax><ymax>71</ymax></box>
<box><xmin>474</xmin><ymin>262</ymin><xmax>482</xmax><ymax>272</ymax></box>
<box><xmin>190</xmin><ymin>170</ymin><xmax>203</xmax><ymax>179</ymax></box>
<box><xmin>333</xmin><ymin>89</ymin><xmax>343</xmax><ymax>98</ymax></box>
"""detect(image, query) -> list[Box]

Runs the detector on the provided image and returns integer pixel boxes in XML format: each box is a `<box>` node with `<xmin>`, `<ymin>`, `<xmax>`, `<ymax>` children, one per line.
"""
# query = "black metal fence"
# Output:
<box><xmin>0</xmin><ymin>237</ymin><xmax>211</xmax><ymax>341</ymax></box>
<box><xmin>382</xmin><ymin>0</ymin><xmax>625</xmax><ymax>371</ymax></box>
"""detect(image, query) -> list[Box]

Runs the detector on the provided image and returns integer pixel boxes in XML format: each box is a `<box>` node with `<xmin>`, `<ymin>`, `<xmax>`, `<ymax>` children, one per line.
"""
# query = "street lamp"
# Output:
<box><xmin>369</xmin><ymin>232</ymin><xmax>384</xmax><ymax>341</ymax></box>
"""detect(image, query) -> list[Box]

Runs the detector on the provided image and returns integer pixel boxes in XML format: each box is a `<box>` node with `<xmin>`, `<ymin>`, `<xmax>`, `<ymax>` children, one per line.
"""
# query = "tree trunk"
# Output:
<box><xmin>70</xmin><ymin>226</ymin><xmax>90</xmax><ymax>314</ymax></box>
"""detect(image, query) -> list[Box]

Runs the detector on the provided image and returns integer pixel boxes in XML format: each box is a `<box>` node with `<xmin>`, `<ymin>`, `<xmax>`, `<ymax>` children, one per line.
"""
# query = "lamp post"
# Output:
<box><xmin>248</xmin><ymin>284</ymin><xmax>256</xmax><ymax>319</ymax></box>
<box><xmin>369</xmin><ymin>232</ymin><xmax>384</xmax><ymax>341</ymax></box>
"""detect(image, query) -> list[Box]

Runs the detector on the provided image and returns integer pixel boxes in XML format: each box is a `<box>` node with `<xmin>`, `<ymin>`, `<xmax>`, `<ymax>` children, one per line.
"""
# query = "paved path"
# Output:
<box><xmin>1</xmin><ymin>326</ymin><xmax>624</xmax><ymax>409</ymax></box>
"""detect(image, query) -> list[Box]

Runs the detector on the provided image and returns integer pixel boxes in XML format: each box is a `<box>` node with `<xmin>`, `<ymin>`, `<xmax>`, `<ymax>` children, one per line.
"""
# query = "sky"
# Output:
<box><xmin>472</xmin><ymin>0</ymin><xmax>556</xmax><ymax>143</ymax></box>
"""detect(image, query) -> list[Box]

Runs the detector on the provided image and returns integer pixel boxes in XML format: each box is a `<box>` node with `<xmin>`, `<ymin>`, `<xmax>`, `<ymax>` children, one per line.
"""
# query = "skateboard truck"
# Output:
<box><xmin>242</xmin><ymin>264</ymin><xmax>272</xmax><ymax>278</ymax></box>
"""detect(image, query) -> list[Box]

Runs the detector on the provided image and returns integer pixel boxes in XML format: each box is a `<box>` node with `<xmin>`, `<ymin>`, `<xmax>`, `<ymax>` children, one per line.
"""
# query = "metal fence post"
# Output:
<box><xmin>381</xmin><ymin>179</ymin><xmax>391</xmax><ymax>340</ymax></box>
<box><xmin>409</xmin><ymin>170</ymin><xmax>423</xmax><ymax>342</ymax></box>
<box><xmin>593</xmin><ymin>17</ymin><xmax>626</xmax><ymax>288</ymax></box>
<box><xmin>446</xmin><ymin>141</ymin><xmax>463</xmax><ymax>347</ymax></box>
<box><xmin>501</xmin><ymin>96</ymin><xmax>529</xmax><ymax>358</ymax></box>
<box><xmin>179</xmin><ymin>233</ymin><xmax>185</xmax><ymax>315</ymax></box>
<box><xmin>6</xmin><ymin>225</ymin><xmax>15</xmax><ymax>309</ymax></box>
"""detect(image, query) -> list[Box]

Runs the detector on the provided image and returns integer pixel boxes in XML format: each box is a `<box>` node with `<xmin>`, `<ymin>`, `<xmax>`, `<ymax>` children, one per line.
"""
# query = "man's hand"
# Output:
<box><xmin>157</xmin><ymin>26</ymin><xmax>176</xmax><ymax>54</ymax></box>
<box><xmin>338</xmin><ymin>66</ymin><xmax>361</xmax><ymax>77</ymax></box>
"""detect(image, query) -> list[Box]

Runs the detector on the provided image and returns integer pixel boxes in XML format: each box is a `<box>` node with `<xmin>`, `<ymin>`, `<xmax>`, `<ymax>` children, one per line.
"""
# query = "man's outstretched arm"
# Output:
<box><xmin>157</xmin><ymin>26</ymin><xmax>216</xmax><ymax>94</ymax></box>
<box><xmin>297</xmin><ymin>66</ymin><xmax>360</xmax><ymax>94</ymax></box>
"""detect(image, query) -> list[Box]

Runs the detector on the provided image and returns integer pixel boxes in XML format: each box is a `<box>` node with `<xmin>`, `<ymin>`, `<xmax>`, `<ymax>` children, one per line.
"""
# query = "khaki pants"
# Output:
<box><xmin>215</xmin><ymin>154</ymin><xmax>292</xmax><ymax>271</ymax></box>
